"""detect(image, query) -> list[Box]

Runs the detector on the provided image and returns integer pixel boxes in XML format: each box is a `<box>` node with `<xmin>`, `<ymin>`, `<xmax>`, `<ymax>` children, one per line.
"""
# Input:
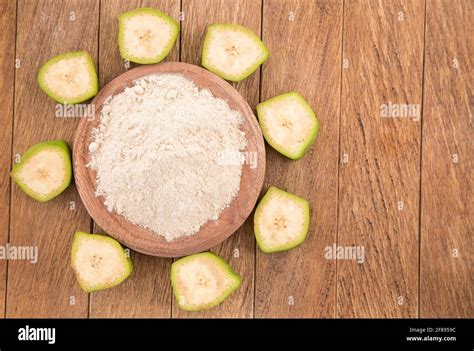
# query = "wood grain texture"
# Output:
<box><xmin>90</xmin><ymin>0</ymin><xmax>179</xmax><ymax>318</ymax></box>
<box><xmin>337</xmin><ymin>0</ymin><xmax>424</xmax><ymax>317</ymax></box>
<box><xmin>0</xmin><ymin>0</ymin><xmax>16</xmax><ymax>318</ymax></box>
<box><xmin>2</xmin><ymin>0</ymin><xmax>472</xmax><ymax>319</ymax></box>
<box><xmin>172</xmin><ymin>0</ymin><xmax>262</xmax><ymax>318</ymax></box>
<box><xmin>255</xmin><ymin>0</ymin><xmax>342</xmax><ymax>318</ymax></box>
<box><xmin>420</xmin><ymin>0</ymin><xmax>473</xmax><ymax>318</ymax></box>
<box><xmin>6</xmin><ymin>0</ymin><xmax>98</xmax><ymax>317</ymax></box>
<box><xmin>74</xmin><ymin>62</ymin><xmax>265</xmax><ymax>257</ymax></box>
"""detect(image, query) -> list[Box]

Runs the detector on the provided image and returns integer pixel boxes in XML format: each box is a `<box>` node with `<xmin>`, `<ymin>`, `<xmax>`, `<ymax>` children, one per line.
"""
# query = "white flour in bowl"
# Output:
<box><xmin>87</xmin><ymin>73</ymin><xmax>246</xmax><ymax>241</ymax></box>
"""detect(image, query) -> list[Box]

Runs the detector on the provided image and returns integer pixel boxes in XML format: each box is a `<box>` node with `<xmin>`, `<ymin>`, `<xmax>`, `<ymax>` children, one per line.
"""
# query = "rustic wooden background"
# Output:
<box><xmin>0</xmin><ymin>0</ymin><xmax>472</xmax><ymax>318</ymax></box>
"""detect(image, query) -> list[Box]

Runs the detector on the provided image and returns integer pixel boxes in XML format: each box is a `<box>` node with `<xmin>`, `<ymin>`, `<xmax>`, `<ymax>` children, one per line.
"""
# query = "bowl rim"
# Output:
<box><xmin>73</xmin><ymin>62</ymin><xmax>266</xmax><ymax>257</ymax></box>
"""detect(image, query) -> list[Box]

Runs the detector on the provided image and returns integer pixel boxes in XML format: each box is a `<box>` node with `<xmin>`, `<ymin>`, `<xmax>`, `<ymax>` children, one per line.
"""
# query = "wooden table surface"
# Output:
<box><xmin>0</xmin><ymin>0</ymin><xmax>472</xmax><ymax>318</ymax></box>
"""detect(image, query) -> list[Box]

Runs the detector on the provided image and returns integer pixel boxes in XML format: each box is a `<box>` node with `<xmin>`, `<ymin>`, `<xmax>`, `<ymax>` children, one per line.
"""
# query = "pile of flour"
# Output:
<box><xmin>87</xmin><ymin>74</ymin><xmax>246</xmax><ymax>241</ymax></box>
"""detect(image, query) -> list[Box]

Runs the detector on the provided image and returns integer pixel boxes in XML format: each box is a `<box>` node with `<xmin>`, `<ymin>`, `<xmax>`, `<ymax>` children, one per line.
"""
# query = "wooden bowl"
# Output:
<box><xmin>73</xmin><ymin>62</ymin><xmax>266</xmax><ymax>257</ymax></box>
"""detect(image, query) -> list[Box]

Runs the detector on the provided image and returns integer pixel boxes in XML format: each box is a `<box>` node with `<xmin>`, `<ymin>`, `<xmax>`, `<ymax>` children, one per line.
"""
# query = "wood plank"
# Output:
<box><xmin>172</xmin><ymin>0</ymin><xmax>261</xmax><ymax>318</ymax></box>
<box><xmin>420</xmin><ymin>0</ymin><xmax>473</xmax><ymax>318</ymax></box>
<box><xmin>89</xmin><ymin>0</ymin><xmax>180</xmax><ymax>318</ymax></box>
<box><xmin>6</xmin><ymin>0</ymin><xmax>98</xmax><ymax>318</ymax></box>
<box><xmin>337</xmin><ymin>0</ymin><xmax>424</xmax><ymax>317</ymax></box>
<box><xmin>0</xmin><ymin>0</ymin><xmax>17</xmax><ymax>318</ymax></box>
<box><xmin>255</xmin><ymin>0</ymin><xmax>342</xmax><ymax>317</ymax></box>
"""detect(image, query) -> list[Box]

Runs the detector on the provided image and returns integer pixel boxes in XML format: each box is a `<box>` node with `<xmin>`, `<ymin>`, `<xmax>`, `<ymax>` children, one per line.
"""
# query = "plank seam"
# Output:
<box><xmin>178</xmin><ymin>0</ymin><xmax>183</xmax><ymax>63</ymax></box>
<box><xmin>4</xmin><ymin>0</ymin><xmax>20</xmax><ymax>319</ymax></box>
<box><xmin>171</xmin><ymin>0</ymin><xmax>184</xmax><ymax>319</ymax></box>
<box><xmin>335</xmin><ymin>0</ymin><xmax>345</xmax><ymax>319</ymax></box>
<box><xmin>253</xmin><ymin>0</ymin><xmax>264</xmax><ymax>320</ymax></box>
<box><xmin>88</xmin><ymin>0</ymin><xmax>102</xmax><ymax>320</ymax></box>
<box><xmin>417</xmin><ymin>0</ymin><xmax>428</xmax><ymax>319</ymax></box>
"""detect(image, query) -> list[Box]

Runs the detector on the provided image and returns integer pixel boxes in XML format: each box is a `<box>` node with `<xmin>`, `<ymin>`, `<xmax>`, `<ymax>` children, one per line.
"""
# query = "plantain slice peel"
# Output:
<box><xmin>71</xmin><ymin>232</ymin><xmax>133</xmax><ymax>292</ymax></box>
<box><xmin>37</xmin><ymin>51</ymin><xmax>98</xmax><ymax>104</ymax></box>
<box><xmin>10</xmin><ymin>140</ymin><xmax>72</xmax><ymax>202</ymax></box>
<box><xmin>118</xmin><ymin>8</ymin><xmax>179</xmax><ymax>64</ymax></box>
<box><xmin>202</xmin><ymin>23</ymin><xmax>269</xmax><ymax>82</ymax></box>
<box><xmin>254</xmin><ymin>186</ymin><xmax>310</xmax><ymax>253</ymax></box>
<box><xmin>171</xmin><ymin>252</ymin><xmax>241</xmax><ymax>311</ymax></box>
<box><xmin>257</xmin><ymin>92</ymin><xmax>319</xmax><ymax>160</ymax></box>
